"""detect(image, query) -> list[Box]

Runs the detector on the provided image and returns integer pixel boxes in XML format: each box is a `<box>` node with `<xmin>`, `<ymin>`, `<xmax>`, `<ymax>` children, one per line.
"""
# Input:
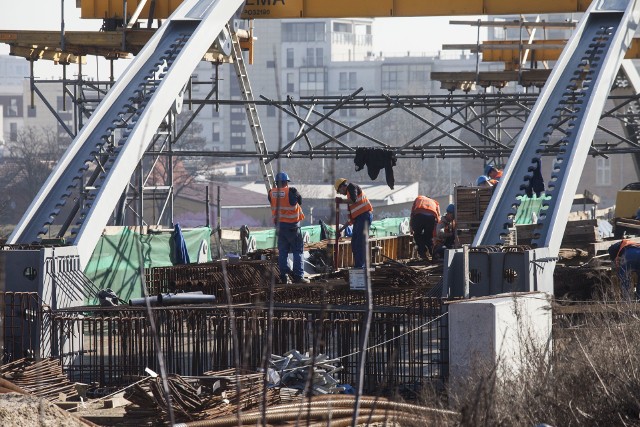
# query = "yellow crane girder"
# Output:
<box><xmin>481</xmin><ymin>39</ymin><xmax>640</xmax><ymax>68</ymax></box>
<box><xmin>80</xmin><ymin>0</ymin><xmax>594</xmax><ymax>20</ymax></box>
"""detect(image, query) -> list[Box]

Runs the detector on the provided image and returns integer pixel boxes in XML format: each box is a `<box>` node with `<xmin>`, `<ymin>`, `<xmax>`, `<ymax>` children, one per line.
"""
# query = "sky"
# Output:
<box><xmin>0</xmin><ymin>1</ymin><xmax>483</xmax><ymax>79</ymax></box>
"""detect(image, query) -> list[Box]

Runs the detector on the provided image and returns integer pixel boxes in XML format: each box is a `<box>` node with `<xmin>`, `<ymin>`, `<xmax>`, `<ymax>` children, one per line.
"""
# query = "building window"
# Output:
<box><xmin>382</xmin><ymin>65</ymin><xmax>404</xmax><ymax>91</ymax></box>
<box><xmin>339</xmin><ymin>72</ymin><xmax>348</xmax><ymax>90</ymax></box>
<box><xmin>339</xmin><ymin>108</ymin><xmax>357</xmax><ymax>117</ymax></box>
<box><xmin>287</xmin><ymin>73</ymin><xmax>295</xmax><ymax>93</ymax></box>
<box><xmin>9</xmin><ymin>99</ymin><xmax>18</xmax><ymax>117</ymax></box>
<box><xmin>286</xmin><ymin>48</ymin><xmax>294</xmax><ymax>68</ymax></box>
<box><xmin>306</xmin><ymin>48</ymin><xmax>315</xmax><ymax>66</ymax></box>
<box><xmin>408</xmin><ymin>65</ymin><xmax>428</xmax><ymax>83</ymax></box>
<box><xmin>349</xmin><ymin>71</ymin><xmax>357</xmax><ymax>90</ymax></box>
<box><xmin>316</xmin><ymin>48</ymin><xmax>324</xmax><ymax>67</ymax></box>
<box><xmin>9</xmin><ymin>123</ymin><xmax>17</xmax><ymax>142</ymax></box>
<box><xmin>212</xmin><ymin>122</ymin><xmax>221</xmax><ymax>142</ymax></box>
<box><xmin>300</xmin><ymin>68</ymin><xmax>325</xmax><ymax>96</ymax></box>
<box><xmin>287</xmin><ymin>122</ymin><xmax>297</xmax><ymax>141</ymax></box>
<box><xmin>0</xmin><ymin>96</ymin><xmax>22</xmax><ymax>117</ymax></box>
<box><xmin>333</xmin><ymin>22</ymin><xmax>352</xmax><ymax>33</ymax></box>
<box><xmin>282</xmin><ymin>22</ymin><xmax>326</xmax><ymax>42</ymax></box>
<box><xmin>596</xmin><ymin>157</ymin><xmax>611</xmax><ymax>186</ymax></box>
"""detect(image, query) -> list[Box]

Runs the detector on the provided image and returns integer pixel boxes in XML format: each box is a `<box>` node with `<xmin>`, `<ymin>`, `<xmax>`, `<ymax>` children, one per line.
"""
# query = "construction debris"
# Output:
<box><xmin>269</xmin><ymin>350</ymin><xmax>348</xmax><ymax>395</ymax></box>
<box><xmin>123</xmin><ymin>370</ymin><xmax>291</xmax><ymax>424</ymax></box>
<box><xmin>0</xmin><ymin>358</ymin><xmax>78</xmax><ymax>402</ymax></box>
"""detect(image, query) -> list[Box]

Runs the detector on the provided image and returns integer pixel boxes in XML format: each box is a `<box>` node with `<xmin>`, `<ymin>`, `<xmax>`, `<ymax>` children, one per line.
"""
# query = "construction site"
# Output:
<box><xmin>3</xmin><ymin>0</ymin><xmax>640</xmax><ymax>425</ymax></box>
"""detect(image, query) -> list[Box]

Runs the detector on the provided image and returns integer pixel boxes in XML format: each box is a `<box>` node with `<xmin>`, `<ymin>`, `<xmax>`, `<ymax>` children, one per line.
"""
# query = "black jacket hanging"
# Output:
<box><xmin>354</xmin><ymin>147</ymin><xmax>397</xmax><ymax>189</ymax></box>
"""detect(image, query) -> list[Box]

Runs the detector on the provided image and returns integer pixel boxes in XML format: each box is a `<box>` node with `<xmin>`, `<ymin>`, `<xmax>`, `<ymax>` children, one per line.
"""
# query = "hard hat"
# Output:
<box><xmin>484</xmin><ymin>164</ymin><xmax>496</xmax><ymax>176</ymax></box>
<box><xmin>446</xmin><ymin>204</ymin><xmax>455</xmax><ymax>214</ymax></box>
<box><xmin>476</xmin><ymin>175</ymin><xmax>490</xmax><ymax>186</ymax></box>
<box><xmin>334</xmin><ymin>178</ymin><xmax>347</xmax><ymax>191</ymax></box>
<box><xmin>275</xmin><ymin>172</ymin><xmax>290</xmax><ymax>183</ymax></box>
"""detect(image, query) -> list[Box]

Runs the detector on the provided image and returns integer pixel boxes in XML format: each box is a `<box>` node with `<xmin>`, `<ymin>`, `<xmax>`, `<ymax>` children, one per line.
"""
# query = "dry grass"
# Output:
<box><xmin>438</xmin><ymin>300</ymin><xmax>640</xmax><ymax>427</ymax></box>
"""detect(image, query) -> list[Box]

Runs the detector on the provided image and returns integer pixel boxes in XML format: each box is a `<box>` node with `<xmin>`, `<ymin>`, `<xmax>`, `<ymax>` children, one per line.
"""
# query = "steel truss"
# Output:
<box><xmin>27</xmin><ymin>68</ymin><xmax>640</xmax><ymax>228</ymax></box>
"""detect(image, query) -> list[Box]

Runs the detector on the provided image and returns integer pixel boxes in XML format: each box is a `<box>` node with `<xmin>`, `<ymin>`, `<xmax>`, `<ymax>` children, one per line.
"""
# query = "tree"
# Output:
<box><xmin>0</xmin><ymin>126</ymin><xmax>64</xmax><ymax>234</ymax></box>
<box><xmin>6</xmin><ymin>126</ymin><xmax>63</xmax><ymax>201</ymax></box>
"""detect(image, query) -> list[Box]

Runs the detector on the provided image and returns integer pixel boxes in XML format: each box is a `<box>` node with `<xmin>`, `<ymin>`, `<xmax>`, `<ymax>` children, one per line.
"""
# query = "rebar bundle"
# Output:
<box><xmin>0</xmin><ymin>358</ymin><xmax>79</xmax><ymax>402</ymax></box>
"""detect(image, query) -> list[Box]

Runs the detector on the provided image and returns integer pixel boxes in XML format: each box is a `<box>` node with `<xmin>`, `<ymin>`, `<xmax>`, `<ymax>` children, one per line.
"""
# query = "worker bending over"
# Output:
<box><xmin>485</xmin><ymin>164</ymin><xmax>503</xmax><ymax>186</ymax></box>
<box><xmin>608</xmin><ymin>239</ymin><xmax>640</xmax><ymax>300</ymax></box>
<box><xmin>433</xmin><ymin>204</ymin><xmax>457</xmax><ymax>260</ymax></box>
<box><xmin>410</xmin><ymin>195</ymin><xmax>441</xmax><ymax>260</ymax></box>
<box><xmin>476</xmin><ymin>175</ymin><xmax>494</xmax><ymax>189</ymax></box>
<box><xmin>268</xmin><ymin>172</ymin><xmax>310</xmax><ymax>284</ymax></box>
<box><xmin>335</xmin><ymin>178</ymin><xmax>373</xmax><ymax>269</ymax></box>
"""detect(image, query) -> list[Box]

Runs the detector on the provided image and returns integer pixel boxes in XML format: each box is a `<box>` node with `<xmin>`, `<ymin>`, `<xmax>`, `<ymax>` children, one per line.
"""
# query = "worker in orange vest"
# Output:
<box><xmin>433</xmin><ymin>203</ymin><xmax>457</xmax><ymax>260</ymax></box>
<box><xmin>268</xmin><ymin>172</ymin><xmax>309</xmax><ymax>284</ymax></box>
<box><xmin>485</xmin><ymin>164</ymin><xmax>503</xmax><ymax>186</ymax></box>
<box><xmin>608</xmin><ymin>239</ymin><xmax>640</xmax><ymax>300</ymax></box>
<box><xmin>410</xmin><ymin>195</ymin><xmax>441</xmax><ymax>260</ymax></box>
<box><xmin>476</xmin><ymin>175</ymin><xmax>494</xmax><ymax>188</ymax></box>
<box><xmin>335</xmin><ymin>178</ymin><xmax>373</xmax><ymax>268</ymax></box>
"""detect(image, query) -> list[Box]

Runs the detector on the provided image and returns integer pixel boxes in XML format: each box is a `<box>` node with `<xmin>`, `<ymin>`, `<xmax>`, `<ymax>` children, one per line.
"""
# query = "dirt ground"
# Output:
<box><xmin>0</xmin><ymin>393</ymin><xmax>91</xmax><ymax>427</ymax></box>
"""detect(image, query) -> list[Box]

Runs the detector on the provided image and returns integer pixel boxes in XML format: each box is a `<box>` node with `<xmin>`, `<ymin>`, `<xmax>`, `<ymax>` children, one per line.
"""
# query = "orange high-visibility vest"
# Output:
<box><xmin>494</xmin><ymin>170</ymin><xmax>503</xmax><ymax>180</ymax></box>
<box><xmin>616</xmin><ymin>239</ymin><xmax>640</xmax><ymax>267</ymax></box>
<box><xmin>348</xmin><ymin>189</ymin><xmax>373</xmax><ymax>221</ymax></box>
<box><xmin>411</xmin><ymin>196</ymin><xmax>440</xmax><ymax>218</ymax></box>
<box><xmin>269</xmin><ymin>187</ymin><xmax>305</xmax><ymax>223</ymax></box>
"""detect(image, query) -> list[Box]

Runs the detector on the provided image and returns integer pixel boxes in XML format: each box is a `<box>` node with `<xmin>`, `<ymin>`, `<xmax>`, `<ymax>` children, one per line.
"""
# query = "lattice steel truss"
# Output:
<box><xmin>27</xmin><ymin>69</ymin><xmax>640</xmax><ymax>228</ymax></box>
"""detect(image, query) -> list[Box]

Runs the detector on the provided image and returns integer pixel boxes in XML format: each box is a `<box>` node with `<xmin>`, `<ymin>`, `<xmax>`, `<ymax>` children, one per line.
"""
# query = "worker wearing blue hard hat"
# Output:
<box><xmin>476</xmin><ymin>175</ymin><xmax>494</xmax><ymax>188</ymax></box>
<box><xmin>484</xmin><ymin>164</ymin><xmax>503</xmax><ymax>184</ymax></box>
<box><xmin>268</xmin><ymin>172</ymin><xmax>309</xmax><ymax>284</ymax></box>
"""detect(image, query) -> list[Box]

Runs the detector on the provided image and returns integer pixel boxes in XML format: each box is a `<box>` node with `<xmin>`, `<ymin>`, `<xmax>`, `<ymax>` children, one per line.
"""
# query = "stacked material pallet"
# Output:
<box><xmin>454</xmin><ymin>186</ymin><xmax>494</xmax><ymax>245</ymax></box>
<box><xmin>517</xmin><ymin>219</ymin><xmax>601</xmax><ymax>246</ymax></box>
<box><xmin>327</xmin><ymin>235</ymin><xmax>413</xmax><ymax>269</ymax></box>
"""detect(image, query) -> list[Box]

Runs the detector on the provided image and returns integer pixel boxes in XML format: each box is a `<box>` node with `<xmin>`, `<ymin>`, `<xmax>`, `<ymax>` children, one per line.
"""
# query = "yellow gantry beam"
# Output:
<box><xmin>0</xmin><ymin>29</ymin><xmax>250</xmax><ymax>64</ymax></box>
<box><xmin>80</xmin><ymin>0</ymin><xmax>594</xmax><ymax>20</ymax></box>
<box><xmin>481</xmin><ymin>39</ymin><xmax>640</xmax><ymax>67</ymax></box>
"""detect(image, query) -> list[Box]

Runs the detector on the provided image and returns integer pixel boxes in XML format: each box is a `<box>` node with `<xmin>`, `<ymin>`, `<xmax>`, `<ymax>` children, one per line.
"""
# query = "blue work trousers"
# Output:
<box><xmin>618</xmin><ymin>246</ymin><xmax>640</xmax><ymax>300</ymax></box>
<box><xmin>278</xmin><ymin>223</ymin><xmax>304</xmax><ymax>281</ymax></box>
<box><xmin>351</xmin><ymin>211</ymin><xmax>373</xmax><ymax>269</ymax></box>
<box><xmin>411</xmin><ymin>213</ymin><xmax>437</xmax><ymax>258</ymax></box>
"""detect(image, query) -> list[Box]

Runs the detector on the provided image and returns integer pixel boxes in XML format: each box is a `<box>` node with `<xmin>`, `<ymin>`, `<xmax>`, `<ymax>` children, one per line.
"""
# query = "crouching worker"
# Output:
<box><xmin>433</xmin><ymin>204</ymin><xmax>457</xmax><ymax>260</ymax></box>
<box><xmin>268</xmin><ymin>172</ymin><xmax>310</xmax><ymax>284</ymax></box>
<box><xmin>410</xmin><ymin>195</ymin><xmax>441</xmax><ymax>260</ymax></box>
<box><xmin>608</xmin><ymin>239</ymin><xmax>640</xmax><ymax>300</ymax></box>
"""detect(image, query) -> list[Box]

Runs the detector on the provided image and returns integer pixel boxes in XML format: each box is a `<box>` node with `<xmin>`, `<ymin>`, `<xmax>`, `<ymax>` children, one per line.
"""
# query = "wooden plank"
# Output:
<box><xmin>589</xmin><ymin>236</ymin><xmax>640</xmax><ymax>256</ymax></box>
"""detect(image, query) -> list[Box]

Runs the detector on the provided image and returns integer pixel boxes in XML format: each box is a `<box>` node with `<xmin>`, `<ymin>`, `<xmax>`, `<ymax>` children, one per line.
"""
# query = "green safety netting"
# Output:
<box><xmin>84</xmin><ymin>227</ymin><xmax>212</xmax><ymax>304</ymax></box>
<box><xmin>250</xmin><ymin>217</ymin><xmax>410</xmax><ymax>250</ymax></box>
<box><xmin>250</xmin><ymin>196</ymin><xmax>548</xmax><ymax>249</ymax></box>
<box><xmin>514</xmin><ymin>194</ymin><xmax>550</xmax><ymax>225</ymax></box>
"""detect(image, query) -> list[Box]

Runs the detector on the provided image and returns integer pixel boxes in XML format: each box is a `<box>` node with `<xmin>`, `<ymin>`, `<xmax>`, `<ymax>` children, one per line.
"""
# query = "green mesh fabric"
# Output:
<box><xmin>513</xmin><ymin>194</ymin><xmax>550</xmax><ymax>225</ymax></box>
<box><xmin>250</xmin><ymin>217</ymin><xmax>410</xmax><ymax>250</ymax></box>
<box><xmin>84</xmin><ymin>227</ymin><xmax>212</xmax><ymax>303</ymax></box>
